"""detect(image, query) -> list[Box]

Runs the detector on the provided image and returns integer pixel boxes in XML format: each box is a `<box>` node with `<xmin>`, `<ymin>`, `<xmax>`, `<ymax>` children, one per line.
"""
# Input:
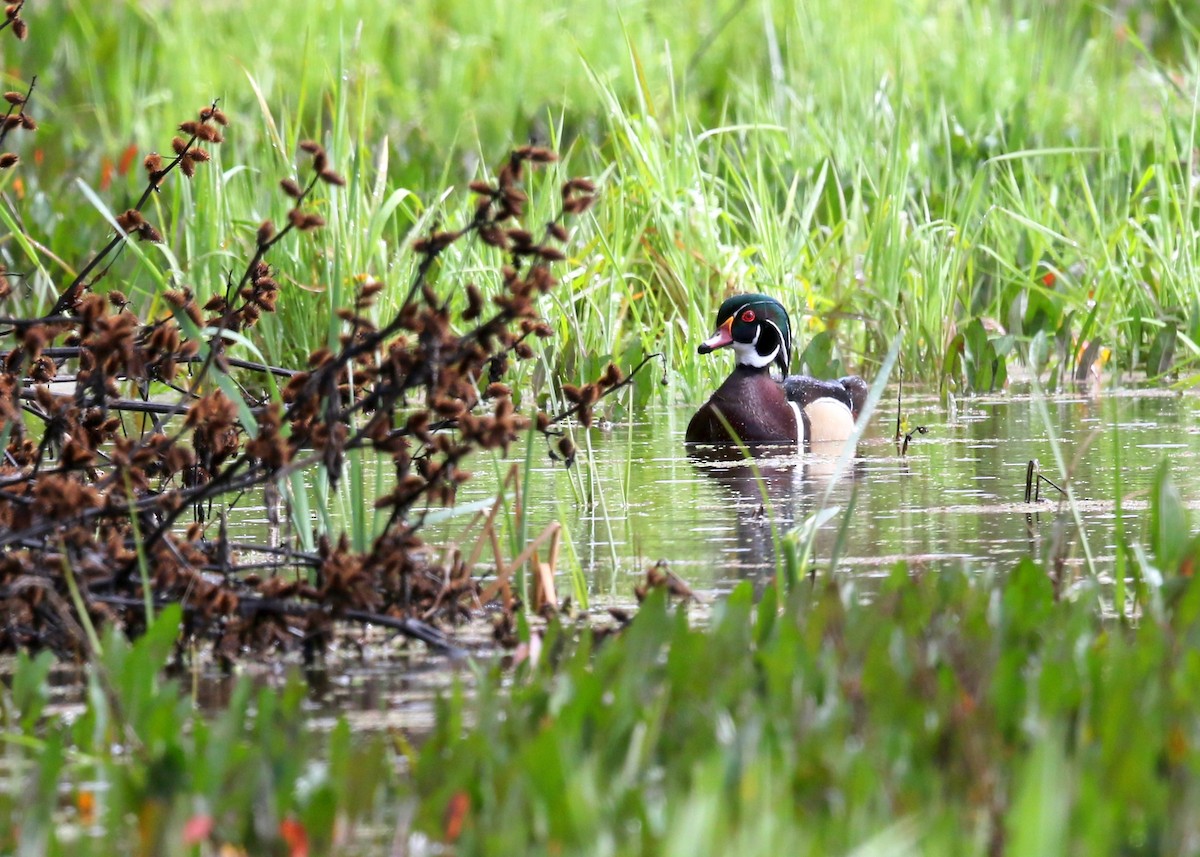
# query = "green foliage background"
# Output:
<box><xmin>5</xmin><ymin>0</ymin><xmax>1200</xmax><ymax>399</ymax></box>
<box><xmin>5</xmin><ymin>2</ymin><xmax>1200</xmax><ymax>854</ymax></box>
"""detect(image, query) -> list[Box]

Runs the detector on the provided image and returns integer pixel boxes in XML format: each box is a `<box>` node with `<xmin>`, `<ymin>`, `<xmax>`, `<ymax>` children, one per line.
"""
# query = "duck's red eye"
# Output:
<box><xmin>741</xmin><ymin>309</ymin><xmax>756</xmax><ymax>322</ymax></box>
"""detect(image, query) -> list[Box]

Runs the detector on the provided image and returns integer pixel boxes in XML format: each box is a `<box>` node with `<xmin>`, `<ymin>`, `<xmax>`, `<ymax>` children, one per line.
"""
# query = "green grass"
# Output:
<box><xmin>7</xmin><ymin>1</ymin><xmax>1200</xmax><ymax>854</ymax></box>
<box><xmin>5</xmin><ymin>0</ymin><xmax>1200</xmax><ymax>399</ymax></box>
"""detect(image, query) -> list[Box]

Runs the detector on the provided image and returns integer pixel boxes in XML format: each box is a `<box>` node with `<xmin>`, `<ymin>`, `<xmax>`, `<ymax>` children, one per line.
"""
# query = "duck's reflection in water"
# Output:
<box><xmin>687</xmin><ymin>442</ymin><xmax>863</xmax><ymax>583</ymax></box>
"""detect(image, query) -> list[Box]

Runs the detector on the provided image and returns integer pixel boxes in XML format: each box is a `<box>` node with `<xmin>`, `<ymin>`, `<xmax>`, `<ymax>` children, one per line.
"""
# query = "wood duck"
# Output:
<box><xmin>685</xmin><ymin>294</ymin><xmax>868</xmax><ymax>450</ymax></box>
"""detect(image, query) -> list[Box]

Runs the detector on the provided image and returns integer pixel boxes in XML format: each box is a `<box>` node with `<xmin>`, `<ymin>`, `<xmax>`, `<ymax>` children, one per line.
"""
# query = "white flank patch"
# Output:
<box><xmin>804</xmin><ymin>397</ymin><xmax>854</xmax><ymax>443</ymax></box>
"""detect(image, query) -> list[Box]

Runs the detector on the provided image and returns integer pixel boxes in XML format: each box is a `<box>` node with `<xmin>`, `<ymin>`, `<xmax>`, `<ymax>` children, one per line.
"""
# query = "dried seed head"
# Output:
<box><xmin>137</xmin><ymin>222</ymin><xmax>163</xmax><ymax>243</ymax></box>
<box><xmin>562</xmin><ymin>195</ymin><xmax>596</xmax><ymax>215</ymax></box>
<box><xmin>199</xmin><ymin>105</ymin><xmax>228</xmax><ymax>126</ymax></box>
<box><xmin>195</xmin><ymin>124</ymin><xmax>223</xmax><ymax>143</ymax></box>
<box><xmin>464</xmin><ymin>283</ymin><xmax>483</xmax><ymax>320</ymax></box>
<box><xmin>3</xmin><ymin>91</ymin><xmax>23</xmax><ymax>105</ymax></box>
<box><xmin>280</xmin><ymin>177</ymin><xmax>303</xmax><ymax>198</ymax></box>
<box><xmin>411</xmin><ymin>230</ymin><xmax>461</xmax><ymax>255</ymax></box>
<box><xmin>18</xmin><ymin>113</ymin><xmax>34</xmax><ymax>130</ymax></box>
<box><xmin>507</xmin><ymin>228</ymin><xmax>534</xmax><ymax>247</ymax></box>
<box><xmin>319</xmin><ymin>169</ymin><xmax>346</xmax><ymax>187</ymax></box>
<box><xmin>515</xmin><ymin>145</ymin><xmax>556</xmax><ymax>163</ymax></box>
<box><xmin>0</xmin><ymin>152</ymin><xmax>18</xmax><ymax>168</ymax></box>
<box><xmin>171</xmin><ymin>136</ymin><xmax>188</xmax><ymax>155</ymax></box>
<box><xmin>564</xmin><ymin>177</ymin><xmax>597</xmax><ymax>194</ymax></box>
<box><xmin>115</xmin><ymin>209</ymin><xmax>145</xmax><ymax>232</ymax></box>
<box><xmin>256</xmin><ymin>219</ymin><xmax>276</xmax><ymax>246</ymax></box>
<box><xmin>479</xmin><ymin>226</ymin><xmax>509</xmax><ymax>249</ymax></box>
<box><xmin>12</xmin><ymin>17</ymin><xmax>26</xmax><ymax>40</ymax></box>
<box><xmin>30</xmin><ymin>355</ymin><xmax>54</xmax><ymax>382</ymax></box>
<box><xmin>299</xmin><ymin>140</ymin><xmax>322</xmax><ymax>154</ymax></box>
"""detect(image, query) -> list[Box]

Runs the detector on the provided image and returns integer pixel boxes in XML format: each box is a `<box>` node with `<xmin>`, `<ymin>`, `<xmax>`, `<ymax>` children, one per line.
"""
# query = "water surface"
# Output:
<box><xmin>440</xmin><ymin>387</ymin><xmax>1200</xmax><ymax>596</ymax></box>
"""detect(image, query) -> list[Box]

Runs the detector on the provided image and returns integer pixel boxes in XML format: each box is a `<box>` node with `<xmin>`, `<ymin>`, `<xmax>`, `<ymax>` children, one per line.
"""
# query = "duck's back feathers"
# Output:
<box><xmin>783</xmin><ymin>374</ymin><xmax>869</xmax><ymax>419</ymax></box>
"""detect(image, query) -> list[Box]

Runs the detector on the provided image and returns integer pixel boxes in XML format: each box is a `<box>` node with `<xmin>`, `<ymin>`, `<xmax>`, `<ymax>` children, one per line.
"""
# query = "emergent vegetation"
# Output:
<box><xmin>3</xmin><ymin>0</ymin><xmax>1200</xmax><ymax>854</ymax></box>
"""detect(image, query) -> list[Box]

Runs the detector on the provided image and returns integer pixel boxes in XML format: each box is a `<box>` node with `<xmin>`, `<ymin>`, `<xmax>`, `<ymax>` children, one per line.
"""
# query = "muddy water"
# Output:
<box><xmin>441</xmin><ymin>387</ymin><xmax>1200</xmax><ymax>596</ymax></box>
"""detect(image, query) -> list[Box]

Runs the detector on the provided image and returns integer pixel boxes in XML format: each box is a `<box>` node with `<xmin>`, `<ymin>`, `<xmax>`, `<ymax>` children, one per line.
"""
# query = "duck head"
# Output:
<box><xmin>697</xmin><ymin>293</ymin><xmax>792</xmax><ymax>375</ymax></box>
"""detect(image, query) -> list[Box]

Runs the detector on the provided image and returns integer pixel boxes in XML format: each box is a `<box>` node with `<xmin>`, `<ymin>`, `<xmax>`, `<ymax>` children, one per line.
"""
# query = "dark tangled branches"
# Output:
<box><xmin>0</xmin><ymin>94</ymin><xmax>638</xmax><ymax>662</ymax></box>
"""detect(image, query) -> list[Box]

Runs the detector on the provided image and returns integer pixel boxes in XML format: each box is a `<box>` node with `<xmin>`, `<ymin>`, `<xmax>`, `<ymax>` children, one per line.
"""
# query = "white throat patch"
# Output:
<box><xmin>732</xmin><ymin>340</ymin><xmax>777</xmax><ymax>369</ymax></box>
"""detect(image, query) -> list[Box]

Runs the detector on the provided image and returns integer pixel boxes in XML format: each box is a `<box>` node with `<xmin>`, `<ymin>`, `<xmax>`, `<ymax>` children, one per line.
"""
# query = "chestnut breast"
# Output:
<box><xmin>685</xmin><ymin>367</ymin><xmax>798</xmax><ymax>445</ymax></box>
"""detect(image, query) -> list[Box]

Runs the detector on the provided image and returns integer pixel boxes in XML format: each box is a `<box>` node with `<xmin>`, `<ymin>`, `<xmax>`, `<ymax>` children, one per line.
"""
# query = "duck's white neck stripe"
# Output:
<box><xmin>789</xmin><ymin>400</ymin><xmax>804</xmax><ymax>448</ymax></box>
<box><xmin>763</xmin><ymin>319</ymin><xmax>789</xmax><ymax>369</ymax></box>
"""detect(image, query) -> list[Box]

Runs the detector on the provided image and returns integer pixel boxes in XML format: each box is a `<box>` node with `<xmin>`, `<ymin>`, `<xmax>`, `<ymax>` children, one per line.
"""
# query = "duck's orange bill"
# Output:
<box><xmin>697</xmin><ymin>316</ymin><xmax>734</xmax><ymax>354</ymax></box>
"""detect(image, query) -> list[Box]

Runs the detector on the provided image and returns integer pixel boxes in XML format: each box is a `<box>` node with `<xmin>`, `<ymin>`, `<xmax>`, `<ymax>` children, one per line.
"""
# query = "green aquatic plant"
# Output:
<box><xmin>407</xmin><ymin>536</ymin><xmax>1200</xmax><ymax>855</ymax></box>
<box><xmin>0</xmin><ymin>607</ymin><xmax>393</xmax><ymax>856</ymax></box>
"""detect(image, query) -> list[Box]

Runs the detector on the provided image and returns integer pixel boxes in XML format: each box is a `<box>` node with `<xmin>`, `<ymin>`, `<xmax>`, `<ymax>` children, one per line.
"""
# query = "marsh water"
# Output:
<box><xmin>15</xmin><ymin>386</ymin><xmax>1200</xmax><ymax>729</ymax></box>
<box><xmin>437</xmin><ymin>386</ymin><xmax>1200</xmax><ymax>596</ymax></box>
